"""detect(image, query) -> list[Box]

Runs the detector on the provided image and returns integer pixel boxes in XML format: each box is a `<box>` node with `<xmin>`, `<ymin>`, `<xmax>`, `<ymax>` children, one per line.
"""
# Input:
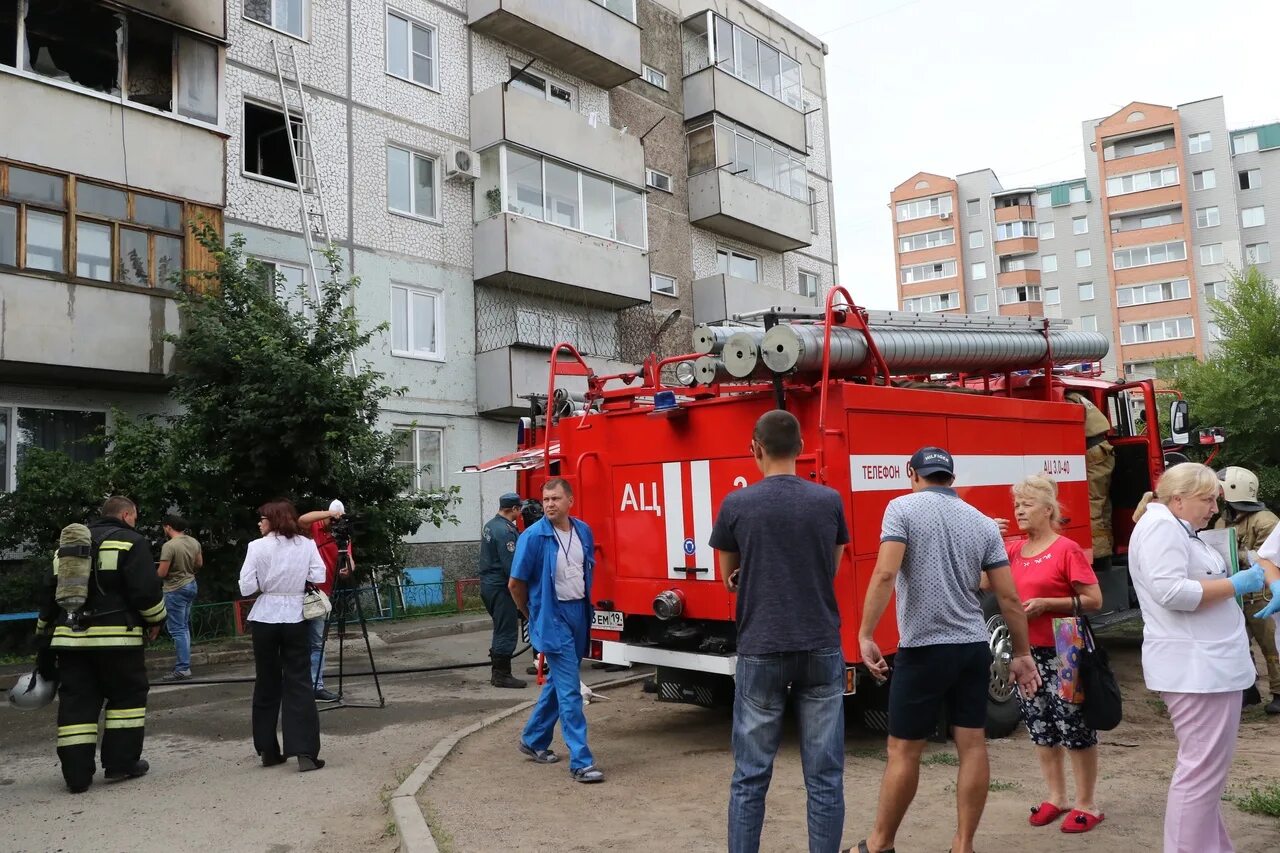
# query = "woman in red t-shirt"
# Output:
<box><xmin>1005</xmin><ymin>475</ymin><xmax>1105</xmax><ymax>834</ymax></box>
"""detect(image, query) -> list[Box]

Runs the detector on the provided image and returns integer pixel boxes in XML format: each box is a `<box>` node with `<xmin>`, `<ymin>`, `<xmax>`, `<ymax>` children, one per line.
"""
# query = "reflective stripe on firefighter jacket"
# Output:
<box><xmin>36</xmin><ymin>516</ymin><xmax>166</xmax><ymax>649</ymax></box>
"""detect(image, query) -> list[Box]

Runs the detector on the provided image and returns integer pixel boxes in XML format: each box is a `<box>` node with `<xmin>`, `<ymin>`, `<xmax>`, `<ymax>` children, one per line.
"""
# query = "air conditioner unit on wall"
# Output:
<box><xmin>445</xmin><ymin>146</ymin><xmax>481</xmax><ymax>181</ymax></box>
<box><xmin>940</xmin><ymin>212</ymin><xmax>952</xmax><ymax>220</ymax></box>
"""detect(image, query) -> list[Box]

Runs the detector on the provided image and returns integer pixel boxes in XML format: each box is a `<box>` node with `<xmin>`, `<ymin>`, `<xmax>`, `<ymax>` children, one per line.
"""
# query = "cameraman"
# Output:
<box><xmin>297</xmin><ymin>501</ymin><xmax>353</xmax><ymax>703</ymax></box>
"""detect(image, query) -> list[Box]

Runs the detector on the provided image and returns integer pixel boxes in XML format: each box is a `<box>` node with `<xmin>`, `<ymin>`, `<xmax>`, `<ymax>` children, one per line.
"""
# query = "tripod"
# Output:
<box><xmin>316</xmin><ymin>544</ymin><xmax>385</xmax><ymax>711</ymax></box>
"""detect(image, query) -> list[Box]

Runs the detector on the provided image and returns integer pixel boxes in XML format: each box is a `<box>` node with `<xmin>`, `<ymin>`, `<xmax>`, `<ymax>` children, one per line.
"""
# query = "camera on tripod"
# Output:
<box><xmin>329</xmin><ymin>510</ymin><xmax>367</xmax><ymax>584</ymax></box>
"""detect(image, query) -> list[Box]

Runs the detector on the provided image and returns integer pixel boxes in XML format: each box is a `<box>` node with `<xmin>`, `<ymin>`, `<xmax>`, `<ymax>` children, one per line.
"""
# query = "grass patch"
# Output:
<box><xmin>1241</xmin><ymin>704</ymin><xmax>1269</xmax><ymax>723</ymax></box>
<box><xmin>848</xmin><ymin>746</ymin><xmax>887</xmax><ymax>761</ymax></box>
<box><xmin>384</xmin><ymin>820</ymin><xmax>398</xmax><ymax>838</ymax></box>
<box><xmin>1146</xmin><ymin>696</ymin><xmax>1169</xmax><ymax>717</ymax></box>
<box><xmin>422</xmin><ymin>801</ymin><xmax>455</xmax><ymax>853</ymax></box>
<box><xmin>923</xmin><ymin>752</ymin><xmax>959</xmax><ymax>767</ymax></box>
<box><xmin>988</xmin><ymin>780</ymin><xmax>1019</xmax><ymax>792</ymax></box>
<box><xmin>1230</xmin><ymin>783</ymin><xmax>1280</xmax><ymax>818</ymax></box>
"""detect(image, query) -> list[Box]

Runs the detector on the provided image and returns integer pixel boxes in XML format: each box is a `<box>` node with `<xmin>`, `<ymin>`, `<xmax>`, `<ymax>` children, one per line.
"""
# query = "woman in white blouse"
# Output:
<box><xmin>1128</xmin><ymin>463</ymin><xmax>1266</xmax><ymax>852</ymax></box>
<box><xmin>239</xmin><ymin>500</ymin><xmax>328</xmax><ymax>772</ymax></box>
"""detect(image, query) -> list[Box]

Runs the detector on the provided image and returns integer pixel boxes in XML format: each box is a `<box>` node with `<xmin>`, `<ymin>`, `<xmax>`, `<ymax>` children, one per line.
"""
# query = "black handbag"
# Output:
<box><xmin>1073</xmin><ymin>595</ymin><xmax>1123</xmax><ymax>731</ymax></box>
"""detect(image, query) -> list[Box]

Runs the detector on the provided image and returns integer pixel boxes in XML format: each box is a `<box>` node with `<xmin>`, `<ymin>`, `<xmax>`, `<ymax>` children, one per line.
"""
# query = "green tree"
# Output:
<box><xmin>1171</xmin><ymin>266</ymin><xmax>1280</xmax><ymax>505</ymax></box>
<box><xmin>0</xmin><ymin>226</ymin><xmax>458</xmax><ymax>614</ymax></box>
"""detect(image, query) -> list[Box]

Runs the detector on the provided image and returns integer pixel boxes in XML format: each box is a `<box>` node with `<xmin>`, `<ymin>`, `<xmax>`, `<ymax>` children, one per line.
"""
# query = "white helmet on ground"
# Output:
<box><xmin>8</xmin><ymin>670</ymin><xmax>56</xmax><ymax>710</ymax></box>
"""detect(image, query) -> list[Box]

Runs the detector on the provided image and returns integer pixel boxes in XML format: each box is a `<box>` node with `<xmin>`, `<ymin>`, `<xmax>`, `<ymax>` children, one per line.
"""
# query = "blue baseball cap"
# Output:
<box><xmin>909</xmin><ymin>446</ymin><xmax>954</xmax><ymax>477</ymax></box>
<box><xmin>498</xmin><ymin>492</ymin><xmax>522</xmax><ymax>509</ymax></box>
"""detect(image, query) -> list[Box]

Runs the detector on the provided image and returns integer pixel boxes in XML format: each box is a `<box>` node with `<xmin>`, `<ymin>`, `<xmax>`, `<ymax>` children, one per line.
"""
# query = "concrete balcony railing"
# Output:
<box><xmin>688</xmin><ymin>169</ymin><xmax>812</xmax><ymax>252</ymax></box>
<box><xmin>683</xmin><ymin>66</ymin><xmax>807</xmax><ymax>154</ymax></box>
<box><xmin>994</xmin><ymin>204</ymin><xmax>1035</xmax><ymax>223</ymax></box>
<box><xmin>994</xmin><ymin>236</ymin><xmax>1038</xmax><ymax>257</ymax></box>
<box><xmin>473</xmin><ymin>214</ymin><xmax>650</xmax><ymax>308</ymax></box>
<box><xmin>691</xmin><ymin>274</ymin><xmax>815</xmax><ymax>325</ymax></box>
<box><xmin>470</xmin><ymin>85</ymin><xmax>643</xmax><ymax>186</ymax></box>
<box><xmin>477</xmin><ymin>344</ymin><xmax>634</xmax><ymax>418</ymax></box>
<box><xmin>468</xmin><ymin>0</ymin><xmax>642</xmax><ymax>88</ymax></box>
<box><xmin>0</xmin><ymin>271</ymin><xmax>177</xmax><ymax>388</ymax></box>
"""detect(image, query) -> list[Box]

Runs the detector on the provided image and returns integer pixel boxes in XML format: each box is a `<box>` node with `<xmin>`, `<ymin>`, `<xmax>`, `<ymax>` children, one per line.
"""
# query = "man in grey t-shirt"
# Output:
<box><xmin>711</xmin><ymin>410</ymin><xmax>849</xmax><ymax>853</ymax></box>
<box><xmin>854</xmin><ymin>447</ymin><xmax>1040</xmax><ymax>853</ymax></box>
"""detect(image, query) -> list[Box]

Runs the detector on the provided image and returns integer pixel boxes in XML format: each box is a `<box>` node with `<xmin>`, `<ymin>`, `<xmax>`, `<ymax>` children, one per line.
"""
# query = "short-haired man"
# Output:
<box><xmin>158</xmin><ymin>515</ymin><xmax>202</xmax><ymax>681</ymax></box>
<box><xmin>856</xmin><ymin>447</ymin><xmax>1041</xmax><ymax>853</ymax></box>
<box><xmin>480</xmin><ymin>492</ymin><xmax>527</xmax><ymax>688</ymax></box>
<box><xmin>297</xmin><ymin>503</ymin><xmax>349</xmax><ymax>702</ymax></box>
<box><xmin>711</xmin><ymin>409</ymin><xmax>850</xmax><ymax>853</ymax></box>
<box><xmin>36</xmin><ymin>496</ymin><xmax>166</xmax><ymax>793</ymax></box>
<box><xmin>508</xmin><ymin>478</ymin><xmax>603</xmax><ymax>783</ymax></box>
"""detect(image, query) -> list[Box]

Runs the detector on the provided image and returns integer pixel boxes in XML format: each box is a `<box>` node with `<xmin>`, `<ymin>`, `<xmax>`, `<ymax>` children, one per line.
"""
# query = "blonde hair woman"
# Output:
<box><xmin>1003</xmin><ymin>475</ymin><xmax>1105</xmax><ymax>833</ymax></box>
<box><xmin>1129</xmin><ymin>463</ymin><xmax>1266</xmax><ymax>852</ymax></box>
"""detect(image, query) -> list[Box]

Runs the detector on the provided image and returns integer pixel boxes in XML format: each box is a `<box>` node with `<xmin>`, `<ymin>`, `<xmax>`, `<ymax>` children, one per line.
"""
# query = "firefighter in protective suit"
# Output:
<box><xmin>1066</xmin><ymin>391</ymin><xmax>1115</xmax><ymax>564</ymax></box>
<box><xmin>35</xmin><ymin>496</ymin><xmax>167</xmax><ymax>793</ymax></box>
<box><xmin>1213</xmin><ymin>466</ymin><xmax>1280</xmax><ymax>714</ymax></box>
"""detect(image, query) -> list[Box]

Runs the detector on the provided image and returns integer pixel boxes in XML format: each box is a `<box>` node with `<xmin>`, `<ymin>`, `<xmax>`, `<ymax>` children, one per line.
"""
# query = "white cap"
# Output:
<box><xmin>329</xmin><ymin>499</ymin><xmax>345</xmax><ymax>514</ymax></box>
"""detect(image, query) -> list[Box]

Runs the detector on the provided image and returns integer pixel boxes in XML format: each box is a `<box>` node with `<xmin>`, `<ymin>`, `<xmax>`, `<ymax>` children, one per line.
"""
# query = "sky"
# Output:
<box><xmin>785</xmin><ymin>0</ymin><xmax>1280</xmax><ymax>309</ymax></box>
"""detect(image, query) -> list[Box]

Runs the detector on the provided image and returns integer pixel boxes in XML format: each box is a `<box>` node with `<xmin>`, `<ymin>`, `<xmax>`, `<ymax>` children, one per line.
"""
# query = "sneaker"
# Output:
<box><xmin>161</xmin><ymin>670</ymin><xmax>192</xmax><ymax>682</ymax></box>
<box><xmin>297</xmin><ymin>755</ymin><xmax>326</xmax><ymax>772</ymax></box>
<box><xmin>314</xmin><ymin>689</ymin><xmax>339</xmax><ymax>702</ymax></box>
<box><xmin>105</xmin><ymin>759</ymin><xmax>149</xmax><ymax>781</ymax></box>
<box><xmin>570</xmin><ymin>764</ymin><xmax>604</xmax><ymax>783</ymax></box>
<box><xmin>517</xmin><ymin>742</ymin><xmax>559</xmax><ymax>764</ymax></box>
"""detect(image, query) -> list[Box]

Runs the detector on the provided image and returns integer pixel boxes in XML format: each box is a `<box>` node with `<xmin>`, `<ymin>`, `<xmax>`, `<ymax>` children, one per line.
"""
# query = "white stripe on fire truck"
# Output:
<box><xmin>690</xmin><ymin>459</ymin><xmax>715</xmax><ymax>580</ymax></box>
<box><xmin>662</xmin><ymin>462</ymin><xmax>686</xmax><ymax>578</ymax></box>
<box><xmin>848</xmin><ymin>454</ymin><xmax>1087</xmax><ymax>492</ymax></box>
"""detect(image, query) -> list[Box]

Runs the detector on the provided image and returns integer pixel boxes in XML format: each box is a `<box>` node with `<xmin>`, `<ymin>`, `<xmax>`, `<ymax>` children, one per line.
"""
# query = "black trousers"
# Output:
<box><xmin>56</xmin><ymin>647</ymin><xmax>149</xmax><ymax>788</ymax></box>
<box><xmin>481</xmin><ymin>580</ymin><xmax>518</xmax><ymax>657</ymax></box>
<box><xmin>250</xmin><ymin>621</ymin><xmax>320</xmax><ymax>760</ymax></box>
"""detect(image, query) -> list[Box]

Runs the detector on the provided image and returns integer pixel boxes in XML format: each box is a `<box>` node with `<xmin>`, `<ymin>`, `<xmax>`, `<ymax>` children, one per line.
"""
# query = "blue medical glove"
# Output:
<box><xmin>1253</xmin><ymin>579</ymin><xmax>1280</xmax><ymax>619</ymax></box>
<box><xmin>1230</xmin><ymin>565</ymin><xmax>1266</xmax><ymax>596</ymax></box>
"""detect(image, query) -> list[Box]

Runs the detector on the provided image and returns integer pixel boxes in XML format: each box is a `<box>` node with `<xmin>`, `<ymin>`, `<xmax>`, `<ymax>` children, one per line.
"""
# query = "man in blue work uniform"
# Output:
<box><xmin>480</xmin><ymin>492</ymin><xmax>526</xmax><ymax>689</ymax></box>
<box><xmin>508</xmin><ymin>477</ymin><xmax>604</xmax><ymax>783</ymax></box>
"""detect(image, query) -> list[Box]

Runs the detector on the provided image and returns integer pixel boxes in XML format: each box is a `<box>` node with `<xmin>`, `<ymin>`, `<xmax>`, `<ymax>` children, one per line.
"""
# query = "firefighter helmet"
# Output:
<box><xmin>8</xmin><ymin>669</ymin><xmax>56</xmax><ymax>710</ymax></box>
<box><xmin>1219</xmin><ymin>466</ymin><xmax>1265</xmax><ymax>512</ymax></box>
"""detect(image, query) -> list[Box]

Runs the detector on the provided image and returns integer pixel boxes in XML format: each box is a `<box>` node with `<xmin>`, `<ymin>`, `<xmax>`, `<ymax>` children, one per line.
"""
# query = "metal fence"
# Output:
<box><xmin>1</xmin><ymin>579</ymin><xmax>488</xmax><ymax>647</ymax></box>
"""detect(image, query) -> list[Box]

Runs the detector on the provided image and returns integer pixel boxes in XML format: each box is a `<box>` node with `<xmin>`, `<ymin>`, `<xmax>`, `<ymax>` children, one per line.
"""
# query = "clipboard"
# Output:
<box><xmin>1198</xmin><ymin>527</ymin><xmax>1242</xmax><ymax>607</ymax></box>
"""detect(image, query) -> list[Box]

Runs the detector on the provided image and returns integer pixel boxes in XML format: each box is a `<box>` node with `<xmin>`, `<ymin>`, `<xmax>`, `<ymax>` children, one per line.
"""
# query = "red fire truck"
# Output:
<box><xmin>470</xmin><ymin>288</ymin><xmax>1218</xmax><ymax>736</ymax></box>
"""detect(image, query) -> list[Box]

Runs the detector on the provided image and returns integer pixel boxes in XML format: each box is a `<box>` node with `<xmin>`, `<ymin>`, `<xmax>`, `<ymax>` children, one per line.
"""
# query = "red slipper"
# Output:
<box><xmin>1028</xmin><ymin>802</ymin><xmax>1066</xmax><ymax>826</ymax></box>
<box><xmin>1061</xmin><ymin>809</ymin><xmax>1104</xmax><ymax>833</ymax></box>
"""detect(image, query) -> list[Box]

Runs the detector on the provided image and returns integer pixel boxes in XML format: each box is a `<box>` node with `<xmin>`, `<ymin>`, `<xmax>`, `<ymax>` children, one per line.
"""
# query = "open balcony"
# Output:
<box><xmin>688</xmin><ymin>169</ymin><xmax>811</xmax><ymax>252</ymax></box>
<box><xmin>473</xmin><ymin>214</ymin><xmax>649</xmax><ymax>308</ymax></box>
<box><xmin>468</xmin><ymin>0</ymin><xmax>642</xmax><ymax>88</ymax></box>
<box><xmin>477</xmin><ymin>345</ymin><xmax>634</xmax><ymax>418</ymax></box>
<box><xmin>470</xmin><ymin>85</ymin><xmax>643</xmax><ymax>186</ymax></box>
<box><xmin>691</xmin><ymin>273</ymin><xmax>815</xmax><ymax>325</ymax></box>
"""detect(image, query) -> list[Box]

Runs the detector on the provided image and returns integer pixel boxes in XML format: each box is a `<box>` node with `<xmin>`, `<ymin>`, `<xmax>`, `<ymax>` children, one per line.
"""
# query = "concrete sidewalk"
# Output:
<box><xmin>0</xmin><ymin>618</ymin><xmax>528</xmax><ymax>853</ymax></box>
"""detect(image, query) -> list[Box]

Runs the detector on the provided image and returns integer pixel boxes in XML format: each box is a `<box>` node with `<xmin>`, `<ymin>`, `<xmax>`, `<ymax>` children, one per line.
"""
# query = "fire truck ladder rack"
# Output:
<box><xmin>271</xmin><ymin>40</ymin><xmax>356</xmax><ymax>375</ymax></box>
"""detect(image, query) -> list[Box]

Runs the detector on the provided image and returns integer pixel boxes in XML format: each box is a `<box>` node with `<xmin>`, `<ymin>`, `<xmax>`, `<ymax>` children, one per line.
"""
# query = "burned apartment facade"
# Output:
<box><xmin>0</xmin><ymin>0</ymin><xmax>225</xmax><ymax>492</ymax></box>
<box><xmin>0</xmin><ymin>0</ymin><xmax>838</xmax><ymax>574</ymax></box>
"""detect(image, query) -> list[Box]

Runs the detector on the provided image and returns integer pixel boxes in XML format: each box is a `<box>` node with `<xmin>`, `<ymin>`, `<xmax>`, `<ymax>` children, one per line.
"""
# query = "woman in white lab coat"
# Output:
<box><xmin>1128</xmin><ymin>463</ymin><xmax>1266</xmax><ymax>853</ymax></box>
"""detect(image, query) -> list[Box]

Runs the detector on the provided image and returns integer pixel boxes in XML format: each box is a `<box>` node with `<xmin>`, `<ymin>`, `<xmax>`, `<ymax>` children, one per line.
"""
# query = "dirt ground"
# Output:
<box><xmin>425</xmin><ymin>639</ymin><xmax>1280</xmax><ymax>852</ymax></box>
<box><xmin>0</xmin><ymin>621</ymin><xmax>555</xmax><ymax>853</ymax></box>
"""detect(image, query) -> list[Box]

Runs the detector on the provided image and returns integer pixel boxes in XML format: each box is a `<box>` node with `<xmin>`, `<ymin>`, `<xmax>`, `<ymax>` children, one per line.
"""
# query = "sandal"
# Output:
<box><xmin>850</xmin><ymin>841</ymin><xmax>894</xmax><ymax>853</ymax></box>
<box><xmin>1029</xmin><ymin>801</ymin><xmax>1066</xmax><ymax>826</ymax></box>
<box><xmin>518</xmin><ymin>741</ymin><xmax>560</xmax><ymax>764</ymax></box>
<box><xmin>1061</xmin><ymin>809</ymin><xmax>1104</xmax><ymax>833</ymax></box>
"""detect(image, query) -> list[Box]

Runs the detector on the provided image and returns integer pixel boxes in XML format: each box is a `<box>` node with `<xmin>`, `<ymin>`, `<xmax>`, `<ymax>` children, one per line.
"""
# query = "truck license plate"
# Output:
<box><xmin>592</xmin><ymin>610</ymin><xmax>624</xmax><ymax>632</ymax></box>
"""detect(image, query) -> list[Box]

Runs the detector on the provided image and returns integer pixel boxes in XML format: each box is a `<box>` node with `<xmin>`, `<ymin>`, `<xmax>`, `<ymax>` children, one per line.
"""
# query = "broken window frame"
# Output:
<box><xmin>242</xmin><ymin>100</ymin><xmax>305</xmax><ymax>187</ymax></box>
<box><xmin>3</xmin><ymin>0</ymin><xmax>219</xmax><ymax>126</ymax></box>
<box><xmin>0</xmin><ymin>159</ymin><xmax>185</xmax><ymax>289</ymax></box>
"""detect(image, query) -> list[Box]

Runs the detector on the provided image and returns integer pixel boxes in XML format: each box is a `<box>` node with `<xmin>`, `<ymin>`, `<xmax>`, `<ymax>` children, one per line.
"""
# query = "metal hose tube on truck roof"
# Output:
<box><xmin>692</xmin><ymin>324</ymin><xmax>757</xmax><ymax>355</ymax></box>
<box><xmin>693</xmin><ymin>355</ymin><xmax>734</xmax><ymax>385</ymax></box>
<box><xmin>721</xmin><ymin>330</ymin><xmax>776</xmax><ymax>378</ymax></box>
<box><xmin>759</xmin><ymin>324</ymin><xmax>1110</xmax><ymax>376</ymax></box>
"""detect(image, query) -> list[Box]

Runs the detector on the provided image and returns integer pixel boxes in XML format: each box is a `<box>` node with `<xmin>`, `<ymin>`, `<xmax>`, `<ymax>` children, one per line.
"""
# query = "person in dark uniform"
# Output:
<box><xmin>35</xmin><ymin>496</ymin><xmax>167</xmax><ymax>794</ymax></box>
<box><xmin>480</xmin><ymin>493</ymin><xmax>526</xmax><ymax>689</ymax></box>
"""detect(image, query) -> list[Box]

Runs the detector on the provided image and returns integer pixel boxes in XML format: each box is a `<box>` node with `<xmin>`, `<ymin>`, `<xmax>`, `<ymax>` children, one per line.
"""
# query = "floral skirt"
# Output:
<box><xmin>1016</xmin><ymin>646</ymin><xmax>1098</xmax><ymax>750</ymax></box>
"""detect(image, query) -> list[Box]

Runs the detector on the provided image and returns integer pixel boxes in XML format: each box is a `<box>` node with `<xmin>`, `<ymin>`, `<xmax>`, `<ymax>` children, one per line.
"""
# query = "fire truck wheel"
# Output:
<box><xmin>982</xmin><ymin>596</ymin><xmax>1022</xmax><ymax>739</ymax></box>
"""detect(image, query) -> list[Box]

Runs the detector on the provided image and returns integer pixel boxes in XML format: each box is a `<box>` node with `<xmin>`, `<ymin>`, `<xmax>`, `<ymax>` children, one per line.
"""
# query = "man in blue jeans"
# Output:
<box><xmin>158</xmin><ymin>515</ymin><xmax>202</xmax><ymax>681</ymax></box>
<box><xmin>710</xmin><ymin>410</ymin><xmax>850</xmax><ymax>853</ymax></box>
<box><xmin>508</xmin><ymin>478</ymin><xmax>603</xmax><ymax>783</ymax></box>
